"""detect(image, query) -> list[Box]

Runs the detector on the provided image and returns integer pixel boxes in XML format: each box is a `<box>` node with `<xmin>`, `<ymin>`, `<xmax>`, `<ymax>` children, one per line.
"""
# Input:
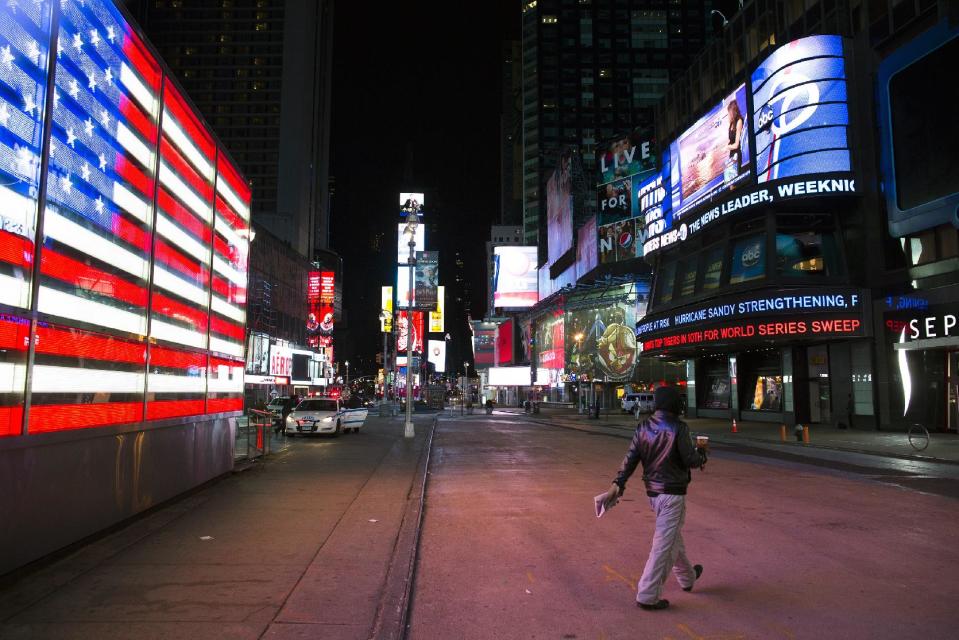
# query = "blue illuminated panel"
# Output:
<box><xmin>751</xmin><ymin>35</ymin><xmax>850</xmax><ymax>184</ymax></box>
<box><xmin>0</xmin><ymin>2</ymin><xmax>52</xmax><ymax>310</ymax></box>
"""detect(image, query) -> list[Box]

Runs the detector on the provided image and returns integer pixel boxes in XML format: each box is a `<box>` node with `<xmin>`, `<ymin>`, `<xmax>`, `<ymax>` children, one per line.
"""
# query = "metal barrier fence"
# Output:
<box><xmin>235</xmin><ymin>409</ymin><xmax>273</xmax><ymax>462</ymax></box>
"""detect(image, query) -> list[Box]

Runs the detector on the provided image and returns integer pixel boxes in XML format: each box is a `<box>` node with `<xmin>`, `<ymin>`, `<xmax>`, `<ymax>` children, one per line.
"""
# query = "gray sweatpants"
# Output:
<box><xmin>636</xmin><ymin>493</ymin><xmax>697</xmax><ymax>604</ymax></box>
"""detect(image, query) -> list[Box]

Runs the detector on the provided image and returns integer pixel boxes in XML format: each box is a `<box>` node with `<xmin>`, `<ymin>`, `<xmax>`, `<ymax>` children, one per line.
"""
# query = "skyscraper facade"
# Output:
<box><xmin>126</xmin><ymin>0</ymin><xmax>334</xmax><ymax>259</ymax></box>
<box><xmin>520</xmin><ymin>0</ymin><xmax>711</xmax><ymax>247</ymax></box>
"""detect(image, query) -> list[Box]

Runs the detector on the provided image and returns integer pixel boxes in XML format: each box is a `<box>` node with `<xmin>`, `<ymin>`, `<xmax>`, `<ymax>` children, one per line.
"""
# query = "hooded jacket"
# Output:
<box><xmin>613</xmin><ymin>410</ymin><xmax>706</xmax><ymax>496</ymax></box>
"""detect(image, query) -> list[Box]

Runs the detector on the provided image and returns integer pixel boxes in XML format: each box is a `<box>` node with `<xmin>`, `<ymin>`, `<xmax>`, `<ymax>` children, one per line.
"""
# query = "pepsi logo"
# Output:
<box><xmin>618</xmin><ymin>230</ymin><xmax>633</xmax><ymax>248</ymax></box>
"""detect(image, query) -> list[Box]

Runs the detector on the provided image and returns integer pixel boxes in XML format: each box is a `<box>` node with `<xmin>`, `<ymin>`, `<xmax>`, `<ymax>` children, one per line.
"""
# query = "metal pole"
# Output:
<box><xmin>404</xmin><ymin>238</ymin><xmax>416</xmax><ymax>438</ymax></box>
<box><xmin>382</xmin><ymin>328</ymin><xmax>388</xmax><ymax>400</ymax></box>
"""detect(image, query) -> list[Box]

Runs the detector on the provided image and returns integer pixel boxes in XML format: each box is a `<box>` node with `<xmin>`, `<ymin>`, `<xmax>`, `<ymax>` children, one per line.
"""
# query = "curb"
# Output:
<box><xmin>369</xmin><ymin>415</ymin><xmax>437</xmax><ymax>640</ymax></box>
<box><xmin>530</xmin><ymin>415</ymin><xmax>959</xmax><ymax>466</ymax></box>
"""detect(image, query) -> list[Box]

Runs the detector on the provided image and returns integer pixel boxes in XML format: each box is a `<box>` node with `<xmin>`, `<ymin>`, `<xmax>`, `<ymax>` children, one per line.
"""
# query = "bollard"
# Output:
<box><xmin>794</xmin><ymin>423</ymin><xmax>804</xmax><ymax>442</ymax></box>
<box><xmin>803</xmin><ymin>425</ymin><xmax>810</xmax><ymax>444</ymax></box>
<box><xmin>780</xmin><ymin>424</ymin><xmax>787</xmax><ymax>442</ymax></box>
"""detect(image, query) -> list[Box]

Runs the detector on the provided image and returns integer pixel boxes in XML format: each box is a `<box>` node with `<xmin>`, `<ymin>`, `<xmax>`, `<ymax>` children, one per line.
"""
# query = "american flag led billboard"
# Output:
<box><xmin>0</xmin><ymin>0</ymin><xmax>52</xmax><ymax>311</ymax></box>
<box><xmin>0</xmin><ymin>0</ymin><xmax>250</xmax><ymax>436</ymax></box>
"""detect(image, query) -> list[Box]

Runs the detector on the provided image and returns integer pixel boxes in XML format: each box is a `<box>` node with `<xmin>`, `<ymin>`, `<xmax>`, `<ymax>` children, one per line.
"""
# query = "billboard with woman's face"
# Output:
<box><xmin>546</xmin><ymin>151</ymin><xmax>574</xmax><ymax>265</ymax></box>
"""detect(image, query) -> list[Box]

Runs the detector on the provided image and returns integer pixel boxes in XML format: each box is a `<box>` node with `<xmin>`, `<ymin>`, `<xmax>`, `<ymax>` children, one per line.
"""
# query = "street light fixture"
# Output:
<box><xmin>345</xmin><ymin>360</ymin><xmax>350</xmax><ymax>391</ymax></box>
<box><xmin>462</xmin><ymin>361</ymin><xmax>470</xmax><ymax>416</ymax></box>
<box><xmin>710</xmin><ymin>9</ymin><xmax>729</xmax><ymax>27</ymax></box>
<box><xmin>379</xmin><ymin>309</ymin><xmax>391</xmax><ymax>402</ymax></box>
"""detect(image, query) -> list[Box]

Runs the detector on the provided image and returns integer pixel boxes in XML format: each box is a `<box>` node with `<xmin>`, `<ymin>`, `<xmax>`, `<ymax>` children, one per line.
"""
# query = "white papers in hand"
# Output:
<box><xmin>594</xmin><ymin>492</ymin><xmax>619</xmax><ymax>518</ymax></box>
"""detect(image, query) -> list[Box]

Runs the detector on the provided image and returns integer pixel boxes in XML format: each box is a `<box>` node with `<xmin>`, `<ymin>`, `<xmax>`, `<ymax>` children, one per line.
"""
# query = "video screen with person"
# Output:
<box><xmin>669</xmin><ymin>83</ymin><xmax>751</xmax><ymax>220</ymax></box>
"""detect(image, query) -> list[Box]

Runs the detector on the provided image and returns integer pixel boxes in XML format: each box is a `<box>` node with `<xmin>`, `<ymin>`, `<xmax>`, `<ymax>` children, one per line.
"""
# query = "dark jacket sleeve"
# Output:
<box><xmin>675</xmin><ymin>421</ymin><xmax>706</xmax><ymax>469</ymax></box>
<box><xmin>613</xmin><ymin>424</ymin><xmax>644</xmax><ymax>492</ymax></box>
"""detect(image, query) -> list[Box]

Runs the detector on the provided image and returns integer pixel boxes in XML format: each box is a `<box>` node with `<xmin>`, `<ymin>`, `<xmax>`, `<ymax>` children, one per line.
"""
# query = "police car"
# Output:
<box><xmin>284</xmin><ymin>397</ymin><xmax>368</xmax><ymax>436</ymax></box>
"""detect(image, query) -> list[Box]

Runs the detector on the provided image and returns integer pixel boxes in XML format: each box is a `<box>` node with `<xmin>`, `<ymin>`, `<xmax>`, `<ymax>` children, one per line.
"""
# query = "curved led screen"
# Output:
<box><xmin>751</xmin><ymin>34</ymin><xmax>850</xmax><ymax>183</ymax></box>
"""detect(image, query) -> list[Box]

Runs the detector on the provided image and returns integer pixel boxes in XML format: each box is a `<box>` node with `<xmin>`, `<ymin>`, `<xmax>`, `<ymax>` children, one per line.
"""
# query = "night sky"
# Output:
<box><xmin>330</xmin><ymin>1</ymin><xmax>520</xmax><ymax>375</ymax></box>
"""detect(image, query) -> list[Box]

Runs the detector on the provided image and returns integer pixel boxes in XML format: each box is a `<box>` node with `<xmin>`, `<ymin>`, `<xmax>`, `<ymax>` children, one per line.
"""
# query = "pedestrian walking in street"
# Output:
<box><xmin>598</xmin><ymin>385</ymin><xmax>708</xmax><ymax>611</ymax></box>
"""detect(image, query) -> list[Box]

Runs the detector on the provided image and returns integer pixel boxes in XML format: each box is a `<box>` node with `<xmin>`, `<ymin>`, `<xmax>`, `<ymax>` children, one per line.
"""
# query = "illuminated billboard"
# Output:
<box><xmin>1</xmin><ymin>0</ymin><xmax>250</xmax><ymax>436</ymax></box>
<box><xmin>566</xmin><ymin>301</ymin><xmax>637</xmax><ymax>382</ymax></box>
<box><xmin>595</xmin><ymin>129</ymin><xmax>658</xmax><ymax>263</ymax></box>
<box><xmin>429</xmin><ymin>285</ymin><xmax>445</xmax><ymax>333</ymax></box>
<box><xmin>397</xmin><ymin>222</ymin><xmax>424</xmax><ymax>263</ymax></box>
<box><xmin>576</xmin><ymin>216</ymin><xmax>598</xmax><ymax>276</ymax></box>
<box><xmin>307</xmin><ymin>271</ymin><xmax>334</xmax><ymax>349</ymax></box>
<box><xmin>597</xmin><ymin>128</ymin><xmax>655</xmax><ymax>187</ymax></box>
<box><xmin>397</xmin><ymin>310</ymin><xmax>424</xmax><ymax>354</ymax></box>
<box><xmin>669</xmin><ymin>83</ymin><xmax>751</xmax><ymax>221</ymax></box>
<box><xmin>0</xmin><ymin>1</ymin><xmax>52</xmax><ymax>311</ymax></box>
<box><xmin>546</xmin><ymin>150</ymin><xmax>573</xmax><ymax>265</ymax></box>
<box><xmin>400</xmin><ymin>192</ymin><xmax>424</xmax><ymax>216</ymax></box>
<box><xmin>396</xmin><ymin>266</ymin><xmax>412</xmax><ymax>308</ymax></box>
<box><xmin>643</xmin><ymin>36</ymin><xmax>857</xmax><ymax>257</ymax></box>
<box><xmin>495</xmin><ymin>319</ymin><xmax>514</xmax><ymax>365</ymax></box>
<box><xmin>493</xmin><ymin>246</ymin><xmax>537</xmax><ymax>308</ymax></box>
<box><xmin>381</xmin><ymin>286</ymin><xmax>393</xmax><ymax>332</ymax></box>
<box><xmin>535</xmin><ymin>310</ymin><xmax>565</xmax><ymax>370</ymax></box>
<box><xmin>599</xmin><ymin>218</ymin><xmax>640</xmax><ymax>264</ymax></box>
<box><xmin>752</xmin><ymin>35</ymin><xmax>850</xmax><ymax>184</ymax></box>
<box><xmin>415</xmin><ymin>250</ymin><xmax>438</xmax><ymax>307</ymax></box>
<box><xmin>427</xmin><ymin>339</ymin><xmax>446</xmax><ymax>373</ymax></box>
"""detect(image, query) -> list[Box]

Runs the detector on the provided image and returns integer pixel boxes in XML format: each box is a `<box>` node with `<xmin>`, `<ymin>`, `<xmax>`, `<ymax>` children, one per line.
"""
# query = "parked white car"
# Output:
<box><xmin>284</xmin><ymin>397</ymin><xmax>368</xmax><ymax>436</ymax></box>
<box><xmin>622</xmin><ymin>392</ymin><xmax>655</xmax><ymax>415</ymax></box>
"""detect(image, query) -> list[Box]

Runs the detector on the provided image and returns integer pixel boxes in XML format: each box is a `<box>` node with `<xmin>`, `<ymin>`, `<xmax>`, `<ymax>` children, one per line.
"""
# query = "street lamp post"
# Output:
<box><xmin>379</xmin><ymin>310</ymin><xmax>389</xmax><ymax>401</ymax></box>
<box><xmin>403</xmin><ymin>216</ymin><xmax>419</xmax><ymax>439</ymax></box>
<box><xmin>462</xmin><ymin>361</ymin><xmax>470</xmax><ymax>416</ymax></box>
<box><xmin>345</xmin><ymin>360</ymin><xmax>350</xmax><ymax>391</ymax></box>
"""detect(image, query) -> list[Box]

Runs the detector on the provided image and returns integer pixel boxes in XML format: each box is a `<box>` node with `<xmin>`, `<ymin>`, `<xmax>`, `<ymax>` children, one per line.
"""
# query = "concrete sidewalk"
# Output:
<box><xmin>0</xmin><ymin>415</ymin><xmax>434</xmax><ymax>640</ymax></box>
<box><xmin>498</xmin><ymin>407</ymin><xmax>959</xmax><ymax>464</ymax></box>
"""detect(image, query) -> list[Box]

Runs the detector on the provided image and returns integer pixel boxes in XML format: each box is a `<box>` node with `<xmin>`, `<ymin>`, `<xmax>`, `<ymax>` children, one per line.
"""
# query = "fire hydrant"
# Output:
<box><xmin>794</xmin><ymin>423</ymin><xmax>804</xmax><ymax>442</ymax></box>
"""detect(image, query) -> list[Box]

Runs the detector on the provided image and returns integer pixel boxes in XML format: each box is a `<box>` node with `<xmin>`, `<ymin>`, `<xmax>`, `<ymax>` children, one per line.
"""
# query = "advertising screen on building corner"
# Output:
<box><xmin>643</xmin><ymin>35</ymin><xmax>855</xmax><ymax>257</ymax></box>
<box><xmin>1</xmin><ymin>0</ymin><xmax>250</xmax><ymax>437</ymax></box>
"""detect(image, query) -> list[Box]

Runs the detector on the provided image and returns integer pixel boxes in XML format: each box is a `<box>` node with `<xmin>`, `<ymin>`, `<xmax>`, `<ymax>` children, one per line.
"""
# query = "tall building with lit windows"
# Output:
<box><xmin>126</xmin><ymin>0</ymin><xmax>334</xmax><ymax>259</ymax></box>
<box><xmin>520</xmin><ymin>0</ymin><xmax>712</xmax><ymax>248</ymax></box>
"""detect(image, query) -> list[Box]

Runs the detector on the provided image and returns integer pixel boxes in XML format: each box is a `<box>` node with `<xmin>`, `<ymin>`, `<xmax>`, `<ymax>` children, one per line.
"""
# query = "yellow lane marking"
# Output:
<box><xmin>676</xmin><ymin>623</ymin><xmax>747</xmax><ymax>640</ymax></box>
<box><xmin>602</xmin><ymin>564</ymin><xmax>636</xmax><ymax>590</ymax></box>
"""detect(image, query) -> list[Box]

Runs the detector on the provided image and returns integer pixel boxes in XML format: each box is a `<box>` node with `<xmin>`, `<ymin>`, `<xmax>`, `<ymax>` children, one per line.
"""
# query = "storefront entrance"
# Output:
<box><xmin>948</xmin><ymin>351</ymin><xmax>959</xmax><ymax>431</ymax></box>
<box><xmin>807</xmin><ymin>345</ymin><xmax>830</xmax><ymax>424</ymax></box>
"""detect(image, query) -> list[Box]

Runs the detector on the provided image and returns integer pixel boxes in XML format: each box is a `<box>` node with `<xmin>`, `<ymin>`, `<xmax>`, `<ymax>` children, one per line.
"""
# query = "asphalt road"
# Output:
<box><xmin>408</xmin><ymin>413</ymin><xmax>959</xmax><ymax>640</ymax></box>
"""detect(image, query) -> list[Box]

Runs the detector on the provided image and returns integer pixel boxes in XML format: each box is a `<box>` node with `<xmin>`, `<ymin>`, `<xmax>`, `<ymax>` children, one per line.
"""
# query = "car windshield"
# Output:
<box><xmin>296</xmin><ymin>400</ymin><xmax>337</xmax><ymax>412</ymax></box>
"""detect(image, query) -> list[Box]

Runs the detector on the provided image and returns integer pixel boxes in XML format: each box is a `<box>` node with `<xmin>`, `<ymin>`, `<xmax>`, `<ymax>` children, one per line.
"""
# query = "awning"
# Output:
<box><xmin>894</xmin><ymin>336</ymin><xmax>959</xmax><ymax>351</ymax></box>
